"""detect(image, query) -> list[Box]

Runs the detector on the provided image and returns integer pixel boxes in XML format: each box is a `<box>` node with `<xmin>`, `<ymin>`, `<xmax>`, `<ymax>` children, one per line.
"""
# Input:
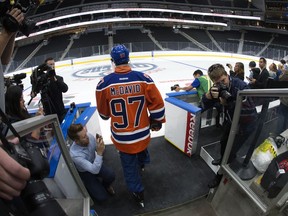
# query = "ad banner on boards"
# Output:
<box><xmin>184</xmin><ymin>112</ymin><xmax>197</xmax><ymax>157</ymax></box>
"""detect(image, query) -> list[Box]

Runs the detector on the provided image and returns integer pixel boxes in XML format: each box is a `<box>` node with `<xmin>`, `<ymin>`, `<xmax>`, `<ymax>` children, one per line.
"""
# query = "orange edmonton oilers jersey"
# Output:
<box><xmin>95</xmin><ymin>65</ymin><xmax>165</xmax><ymax>154</ymax></box>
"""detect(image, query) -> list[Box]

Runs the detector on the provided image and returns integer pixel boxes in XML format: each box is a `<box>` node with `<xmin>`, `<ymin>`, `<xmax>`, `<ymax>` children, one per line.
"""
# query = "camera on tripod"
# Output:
<box><xmin>171</xmin><ymin>84</ymin><xmax>179</xmax><ymax>91</ymax></box>
<box><xmin>30</xmin><ymin>63</ymin><xmax>56</xmax><ymax>95</ymax></box>
<box><xmin>4</xmin><ymin>73</ymin><xmax>26</xmax><ymax>91</ymax></box>
<box><xmin>0</xmin><ymin>0</ymin><xmax>42</xmax><ymax>36</ymax></box>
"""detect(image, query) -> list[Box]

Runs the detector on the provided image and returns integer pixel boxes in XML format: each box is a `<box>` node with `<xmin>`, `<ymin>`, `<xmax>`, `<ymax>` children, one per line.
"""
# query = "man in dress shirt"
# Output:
<box><xmin>68</xmin><ymin>123</ymin><xmax>115</xmax><ymax>202</ymax></box>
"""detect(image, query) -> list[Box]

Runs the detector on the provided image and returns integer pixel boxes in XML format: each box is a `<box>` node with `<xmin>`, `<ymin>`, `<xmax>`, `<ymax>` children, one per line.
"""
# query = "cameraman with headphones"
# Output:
<box><xmin>31</xmin><ymin>57</ymin><xmax>68</xmax><ymax>123</ymax></box>
<box><xmin>0</xmin><ymin>7</ymin><xmax>32</xmax><ymax>216</ymax></box>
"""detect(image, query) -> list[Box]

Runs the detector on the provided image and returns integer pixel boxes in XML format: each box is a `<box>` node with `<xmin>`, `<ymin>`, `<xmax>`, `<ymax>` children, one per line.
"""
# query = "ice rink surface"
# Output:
<box><xmin>13</xmin><ymin>51</ymin><xmax>277</xmax><ymax>144</ymax></box>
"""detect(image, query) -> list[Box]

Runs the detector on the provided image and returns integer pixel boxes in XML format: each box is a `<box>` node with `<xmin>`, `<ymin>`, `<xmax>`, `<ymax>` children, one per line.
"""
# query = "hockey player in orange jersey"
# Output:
<box><xmin>95</xmin><ymin>44</ymin><xmax>165</xmax><ymax>207</ymax></box>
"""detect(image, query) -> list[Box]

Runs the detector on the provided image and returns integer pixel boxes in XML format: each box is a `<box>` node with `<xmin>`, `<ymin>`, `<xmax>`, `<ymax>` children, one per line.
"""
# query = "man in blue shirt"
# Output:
<box><xmin>175</xmin><ymin>69</ymin><xmax>212</xmax><ymax>102</ymax></box>
<box><xmin>68</xmin><ymin>123</ymin><xmax>115</xmax><ymax>202</ymax></box>
<box><xmin>175</xmin><ymin>69</ymin><xmax>222</xmax><ymax>126</ymax></box>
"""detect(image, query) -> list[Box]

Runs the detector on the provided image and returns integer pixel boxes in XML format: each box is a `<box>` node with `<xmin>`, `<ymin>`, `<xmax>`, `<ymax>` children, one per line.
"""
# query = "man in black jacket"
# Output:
<box><xmin>248</xmin><ymin>57</ymin><xmax>269</xmax><ymax>89</ymax></box>
<box><xmin>31</xmin><ymin>57</ymin><xmax>68</xmax><ymax>123</ymax></box>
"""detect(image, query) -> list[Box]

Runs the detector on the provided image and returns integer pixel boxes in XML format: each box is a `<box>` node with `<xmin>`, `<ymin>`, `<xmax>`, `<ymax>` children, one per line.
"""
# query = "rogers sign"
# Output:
<box><xmin>184</xmin><ymin>112</ymin><xmax>196</xmax><ymax>157</ymax></box>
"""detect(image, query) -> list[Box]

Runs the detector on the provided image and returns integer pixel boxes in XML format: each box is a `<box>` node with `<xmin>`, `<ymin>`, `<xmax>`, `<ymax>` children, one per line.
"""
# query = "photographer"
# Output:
<box><xmin>174</xmin><ymin>69</ymin><xmax>222</xmax><ymax>126</ymax></box>
<box><xmin>174</xmin><ymin>69</ymin><xmax>212</xmax><ymax>103</ymax></box>
<box><xmin>31</xmin><ymin>57</ymin><xmax>68</xmax><ymax>123</ymax></box>
<box><xmin>202</xmin><ymin>63</ymin><xmax>257</xmax><ymax>188</ymax></box>
<box><xmin>0</xmin><ymin>6</ymin><xmax>29</xmax><ymax>208</ymax></box>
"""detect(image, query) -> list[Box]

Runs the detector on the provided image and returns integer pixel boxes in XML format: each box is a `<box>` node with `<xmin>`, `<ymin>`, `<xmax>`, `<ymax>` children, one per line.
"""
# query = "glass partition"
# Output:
<box><xmin>5</xmin><ymin>114</ymin><xmax>92</xmax><ymax>216</ymax></box>
<box><xmin>220</xmin><ymin>88</ymin><xmax>288</xmax><ymax>214</ymax></box>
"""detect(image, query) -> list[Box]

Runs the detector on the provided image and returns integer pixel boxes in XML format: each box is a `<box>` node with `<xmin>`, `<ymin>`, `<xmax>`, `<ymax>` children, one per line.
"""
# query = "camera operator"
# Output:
<box><xmin>0</xmin><ymin>8</ymin><xmax>24</xmax><ymax>111</ymax></box>
<box><xmin>0</xmin><ymin>8</ymin><xmax>66</xmax><ymax>216</ymax></box>
<box><xmin>31</xmin><ymin>57</ymin><xmax>68</xmax><ymax>123</ymax></box>
<box><xmin>174</xmin><ymin>69</ymin><xmax>222</xmax><ymax>127</ymax></box>
<box><xmin>202</xmin><ymin>63</ymin><xmax>257</xmax><ymax>188</ymax></box>
<box><xmin>0</xmin><ymin>7</ymin><xmax>29</xmax><ymax>210</ymax></box>
<box><xmin>174</xmin><ymin>70</ymin><xmax>212</xmax><ymax>102</ymax></box>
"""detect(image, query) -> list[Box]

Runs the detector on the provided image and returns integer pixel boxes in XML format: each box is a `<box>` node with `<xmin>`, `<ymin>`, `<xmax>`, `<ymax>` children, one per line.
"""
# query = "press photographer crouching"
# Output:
<box><xmin>30</xmin><ymin>58</ymin><xmax>68</xmax><ymax>123</ymax></box>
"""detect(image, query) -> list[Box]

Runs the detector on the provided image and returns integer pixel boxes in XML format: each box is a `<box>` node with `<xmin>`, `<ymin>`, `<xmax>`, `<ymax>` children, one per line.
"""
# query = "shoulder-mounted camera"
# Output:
<box><xmin>0</xmin><ymin>0</ymin><xmax>42</xmax><ymax>36</ymax></box>
<box><xmin>30</xmin><ymin>63</ymin><xmax>56</xmax><ymax>94</ymax></box>
<box><xmin>4</xmin><ymin>72</ymin><xmax>26</xmax><ymax>92</ymax></box>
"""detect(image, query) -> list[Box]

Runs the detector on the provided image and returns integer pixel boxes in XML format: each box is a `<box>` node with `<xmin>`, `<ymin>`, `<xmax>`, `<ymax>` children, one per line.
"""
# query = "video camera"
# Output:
<box><xmin>171</xmin><ymin>84</ymin><xmax>179</xmax><ymax>91</ymax></box>
<box><xmin>4</xmin><ymin>72</ymin><xmax>26</xmax><ymax>91</ymax></box>
<box><xmin>0</xmin><ymin>0</ymin><xmax>43</xmax><ymax>36</ymax></box>
<box><xmin>30</xmin><ymin>63</ymin><xmax>55</xmax><ymax>94</ymax></box>
<box><xmin>213</xmin><ymin>83</ymin><xmax>232</xmax><ymax>102</ymax></box>
<box><xmin>0</xmin><ymin>109</ymin><xmax>67</xmax><ymax>216</ymax></box>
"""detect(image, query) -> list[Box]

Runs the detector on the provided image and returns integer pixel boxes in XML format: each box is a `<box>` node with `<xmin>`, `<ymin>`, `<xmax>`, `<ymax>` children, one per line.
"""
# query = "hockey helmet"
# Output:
<box><xmin>110</xmin><ymin>44</ymin><xmax>129</xmax><ymax>65</ymax></box>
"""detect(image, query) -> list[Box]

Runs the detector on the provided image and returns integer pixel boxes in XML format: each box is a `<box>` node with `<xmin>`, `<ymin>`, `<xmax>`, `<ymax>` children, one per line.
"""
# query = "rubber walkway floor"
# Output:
<box><xmin>92</xmin><ymin>136</ymin><xmax>216</xmax><ymax>216</ymax></box>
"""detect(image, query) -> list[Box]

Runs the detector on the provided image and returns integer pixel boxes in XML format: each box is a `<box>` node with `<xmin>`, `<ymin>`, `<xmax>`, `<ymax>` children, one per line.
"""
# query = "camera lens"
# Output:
<box><xmin>171</xmin><ymin>84</ymin><xmax>179</xmax><ymax>91</ymax></box>
<box><xmin>219</xmin><ymin>90</ymin><xmax>232</xmax><ymax>101</ymax></box>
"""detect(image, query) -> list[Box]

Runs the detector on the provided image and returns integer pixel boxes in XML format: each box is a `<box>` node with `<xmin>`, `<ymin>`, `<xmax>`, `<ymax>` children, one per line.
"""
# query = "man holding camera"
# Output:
<box><xmin>0</xmin><ymin>8</ymin><xmax>24</xmax><ymax>110</ymax></box>
<box><xmin>68</xmin><ymin>124</ymin><xmax>116</xmax><ymax>202</ymax></box>
<box><xmin>31</xmin><ymin>57</ymin><xmax>68</xmax><ymax>123</ymax></box>
<box><xmin>174</xmin><ymin>69</ymin><xmax>212</xmax><ymax>102</ymax></box>
<box><xmin>0</xmin><ymin>7</ymin><xmax>31</xmax><ymax>216</ymax></box>
<box><xmin>174</xmin><ymin>69</ymin><xmax>222</xmax><ymax>126</ymax></box>
<box><xmin>202</xmin><ymin>63</ymin><xmax>257</xmax><ymax>188</ymax></box>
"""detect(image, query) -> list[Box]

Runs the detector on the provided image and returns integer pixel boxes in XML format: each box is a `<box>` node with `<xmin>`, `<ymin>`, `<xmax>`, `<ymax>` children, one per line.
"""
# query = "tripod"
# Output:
<box><xmin>40</xmin><ymin>83</ymin><xmax>54</xmax><ymax>115</ymax></box>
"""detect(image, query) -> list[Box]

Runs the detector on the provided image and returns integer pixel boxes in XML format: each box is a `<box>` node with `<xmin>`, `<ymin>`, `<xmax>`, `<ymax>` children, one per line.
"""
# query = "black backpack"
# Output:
<box><xmin>261</xmin><ymin>151</ymin><xmax>288</xmax><ymax>198</ymax></box>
